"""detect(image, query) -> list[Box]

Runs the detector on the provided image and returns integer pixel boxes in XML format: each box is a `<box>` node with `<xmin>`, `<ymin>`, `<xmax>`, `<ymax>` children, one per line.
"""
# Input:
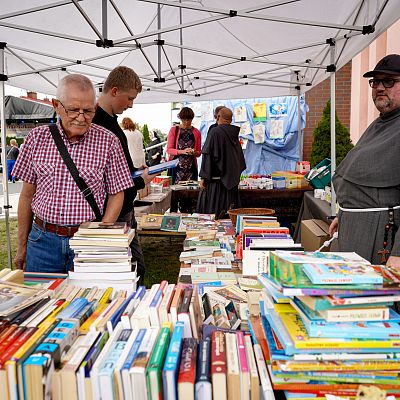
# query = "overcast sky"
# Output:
<box><xmin>5</xmin><ymin>84</ymin><xmax>173</xmax><ymax>135</ymax></box>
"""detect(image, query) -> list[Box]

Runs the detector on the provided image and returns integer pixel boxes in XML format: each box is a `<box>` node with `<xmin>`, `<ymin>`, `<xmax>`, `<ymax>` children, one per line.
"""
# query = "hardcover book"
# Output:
<box><xmin>195</xmin><ymin>338</ymin><xmax>212</xmax><ymax>400</ymax></box>
<box><xmin>178</xmin><ymin>338</ymin><xmax>198</xmax><ymax>400</ymax></box>
<box><xmin>161</xmin><ymin>215</ymin><xmax>182</xmax><ymax>232</ymax></box>
<box><xmin>302</xmin><ymin>263</ymin><xmax>383</xmax><ymax>285</ymax></box>
<box><xmin>211</xmin><ymin>331</ymin><xmax>227</xmax><ymax>400</ymax></box>
<box><xmin>76</xmin><ymin>221</ymin><xmax>128</xmax><ymax>235</ymax></box>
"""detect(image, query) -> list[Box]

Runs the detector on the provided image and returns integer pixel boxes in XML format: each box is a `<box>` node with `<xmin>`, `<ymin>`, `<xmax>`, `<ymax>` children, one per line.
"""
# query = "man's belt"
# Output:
<box><xmin>34</xmin><ymin>216</ymin><xmax>80</xmax><ymax>237</ymax></box>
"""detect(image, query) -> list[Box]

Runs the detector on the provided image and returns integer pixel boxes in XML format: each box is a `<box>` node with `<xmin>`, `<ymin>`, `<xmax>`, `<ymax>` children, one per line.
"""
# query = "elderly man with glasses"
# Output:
<box><xmin>12</xmin><ymin>74</ymin><xmax>133</xmax><ymax>272</ymax></box>
<box><xmin>329</xmin><ymin>54</ymin><xmax>400</xmax><ymax>268</ymax></box>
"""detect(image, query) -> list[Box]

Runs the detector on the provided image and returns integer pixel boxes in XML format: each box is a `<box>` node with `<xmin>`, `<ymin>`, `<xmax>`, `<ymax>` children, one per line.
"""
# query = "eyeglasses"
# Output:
<box><xmin>57</xmin><ymin>100</ymin><xmax>96</xmax><ymax>119</ymax></box>
<box><xmin>368</xmin><ymin>78</ymin><xmax>400</xmax><ymax>89</ymax></box>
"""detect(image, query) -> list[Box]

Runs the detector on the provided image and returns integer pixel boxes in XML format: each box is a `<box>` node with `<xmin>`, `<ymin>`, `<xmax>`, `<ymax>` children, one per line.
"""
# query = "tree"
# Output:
<box><xmin>141</xmin><ymin>124</ymin><xmax>151</xmax><ymax>147</ymax></box>
<box><xmin>310</xmin><ymin>100</ymin><xmax>353</xmax><ymax>167</ymax></box>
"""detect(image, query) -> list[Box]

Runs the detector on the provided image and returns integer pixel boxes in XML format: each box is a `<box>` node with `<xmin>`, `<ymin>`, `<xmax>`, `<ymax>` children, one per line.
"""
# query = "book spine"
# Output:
<box><xmin>177</xmin><ymin>338</ymin><xmax>198</xmax><ymax>384</ymax></box>
<box><xmin>195</xmin><ymin>338</ymin><xmax>211</xmax><ymax>383</ymax></box>
<box><xmin>322</xmin><ymin>307</ymin><xmax>390</xmax><ymax>322</ymax></box>
<box><xmin>211</xmin><ymin>330</ymin><xmax>227</xmax><ymax>375</ymax></box>
<box><xmin>57</xmin><ymin>298</ymin><xmax>89</xmax><ymax>319</ymax></box>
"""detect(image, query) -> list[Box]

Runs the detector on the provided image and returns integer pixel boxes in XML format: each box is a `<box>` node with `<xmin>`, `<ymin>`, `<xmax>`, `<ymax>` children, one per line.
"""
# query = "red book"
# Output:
<box><xmin>0</xmin><ymin>325</ymin><xmax>18</xmax><ymax>344</ymax></box>
<box><xmin>248</xmin><ymin>316</ymin><xmax>271</xmax><ymax>362</ymax></box>
<box><xmin>0</xmin><ymin>326</ymin><xmax>26</xmax><ymax>357</ymax></box>
<box><xmin>178</xmin><ymin>338</ymin><xmax>197</xmax><ymax>400</ymax></box>
<box><xmin>0</xmin><ymin>326</ymin><xmax>37</xmax><ymax>368</ymax></box>
<box><xmin>47</xmin><ymin>278</ymin><xmax>66</xmax><ymax>291</ymax></box>
<box><xmin>211</xmin><ymin>331</ymin><xmax>227</xmax><ymax>399</ymax></box>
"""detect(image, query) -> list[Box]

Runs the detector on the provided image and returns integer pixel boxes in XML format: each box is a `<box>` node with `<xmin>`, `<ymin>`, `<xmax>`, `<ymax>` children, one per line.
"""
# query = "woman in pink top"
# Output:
<box><xmin>167</xmin><ymin>107</ymin><xmax>201</xmax><ymax>184</ymax></box>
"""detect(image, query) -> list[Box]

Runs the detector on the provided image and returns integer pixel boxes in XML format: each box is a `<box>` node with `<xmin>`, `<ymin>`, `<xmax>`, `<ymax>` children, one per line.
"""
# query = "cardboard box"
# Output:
<box><xmin>301</xmin><ymin>219</ymin><xmax>331</xmax><ymax>251</ymax></box>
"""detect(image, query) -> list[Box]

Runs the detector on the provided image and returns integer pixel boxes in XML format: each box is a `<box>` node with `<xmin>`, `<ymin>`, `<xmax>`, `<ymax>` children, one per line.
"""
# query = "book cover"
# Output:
<box><xmin>195</xmin><ymin>338</ymin><xmax>212</xmax><ymax>400</ymax></box>
<box><xmin>146</xmin><ymin>322</ymin><xmax>172</xmax><ymax>400</ymax></box>
<box><xmin>225</xmin><ymin>332</ymin><xmax>240</xmax><ymax>400</ymax></box>
<box><xmin>211</xmin><ymin>330</ymin><xmax>227</xmax><ymax>400</ymax></box>
<box><xmin>237</xmin><ymin>331</ymin><xmax>250</xmax><ymax>400</ymax></box>
<box><xmin>177</xmin><ymin>338</ymin><xmax>198</xmax><ymax>400</ymax></box>
<box><xmin>160</xmin><ymin>215</ymin><xmax>182</xmax><ymax>232</ymax></box>
<box><xmin>327</xmin><ymin>293</ymin><xmax>400</xmax><ymax>306</ymax></box>
<box><xmin>244</xmin><ymin>334</ymin><xmax>260</xmax><ymax>400</ymax></box>
<box><xmin>140</xmin><ymin>215</ymin><xmax>164</xmax><ymax>230</ymax></box>
<box><xmin>302</xmin><ymin>263</ymin><xmax>383</xmax><ymax>285</ymax></box>
<box><xmin>132</xmin><ymin>159</ymin><xmax>179</xmax><ymax>178</ymax></box>
<box><xmin>77</xmin><ymin>221</ymin><xmax>128</xmax><ymax>235</ymax></box>
<box><xmin>177</xmin><ymin>288</ymin><xmax>193</xmax><ymax>338</ymax></box>
<box><xmin>163</xmin><ymin>321</ymin><xmax>185</xmax><ymax>400</ymax></box>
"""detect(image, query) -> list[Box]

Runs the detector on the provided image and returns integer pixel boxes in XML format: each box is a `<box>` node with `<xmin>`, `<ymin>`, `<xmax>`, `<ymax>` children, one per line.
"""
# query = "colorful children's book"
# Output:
<box><xmin>161</xmin><ymin>215</ymin><xmax>182</xmax><ymax>232</ymax></box>
<box><xmin>302</xmin><ymin>263</ymin><xmax>383</xmax><ymax>285</ymax></box>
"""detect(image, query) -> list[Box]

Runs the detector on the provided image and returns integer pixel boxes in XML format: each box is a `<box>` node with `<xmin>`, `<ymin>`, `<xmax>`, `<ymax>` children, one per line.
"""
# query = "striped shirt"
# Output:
<box><xmin>13</xmin><ymin>122</ymin><xmax>133</xmax><ymax>225</ymax></box>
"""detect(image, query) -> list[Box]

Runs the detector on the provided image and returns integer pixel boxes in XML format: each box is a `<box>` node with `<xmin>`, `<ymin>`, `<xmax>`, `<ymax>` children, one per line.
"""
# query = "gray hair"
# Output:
<box><xmin>56</xmin><ymin>74</ymin><xmax>95</xmax><ymax>104</ymax></box>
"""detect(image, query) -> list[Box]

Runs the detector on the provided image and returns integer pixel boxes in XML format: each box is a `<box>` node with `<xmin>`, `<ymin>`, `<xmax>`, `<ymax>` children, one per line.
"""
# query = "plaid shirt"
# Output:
<box><xmin>13</xmin><ymin>122</ymin><xmax>133</xmax><ymax>225</ymax></box>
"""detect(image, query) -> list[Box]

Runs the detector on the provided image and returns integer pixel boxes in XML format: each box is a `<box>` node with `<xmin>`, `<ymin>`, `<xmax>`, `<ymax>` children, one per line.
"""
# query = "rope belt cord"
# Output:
<box><xmin>338</xmin><ymin>204</ymin><xmax>400</xmax><ymax>213</ymax></box>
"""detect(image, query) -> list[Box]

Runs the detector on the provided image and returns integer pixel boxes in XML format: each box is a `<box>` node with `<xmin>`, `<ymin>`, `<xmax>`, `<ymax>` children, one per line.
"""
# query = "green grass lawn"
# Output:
<box><xmin>0</xmin><ymin>218</ymin><xmax>18</xmax><ymax>268</ymax></box>
<box><xmin>0</xmin><ymin>218</ymin><xmax>181</xmax><ymax>286</ymax></box>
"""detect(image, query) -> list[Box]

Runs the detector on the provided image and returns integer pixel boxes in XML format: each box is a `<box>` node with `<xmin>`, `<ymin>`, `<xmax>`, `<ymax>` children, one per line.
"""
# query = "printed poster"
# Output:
<box><xmin>201</xmin><ymin>102</ymin><xmax>214</xmax><ymax>121</ymax></box>
<box><xmin>269</xmin><ymin>103</ymin><xmax>288</xmax><ymax>117</ymax></box>
<box><xmin>270</xmin><ymin>119</ymin><xmax>284</xmax><ymax>139</ymax></box>
<box><xmin>234</xmin><ymin>104</ymin><xmax>247</xmax><ymax>122</ymax></box>
<box><xmin>240</xmin><ymin>137</ymin><xmax>248</xmax><ymax>150</ymax></box>
<box><xmin>253</xmin><ymin>124</ymin><xmax>265</xmax><ymax>144</ymax></box>
<box><xmin>253</xmin><ymin>102</ymin><xmax>267</xmax><ymax>122</ymax></box>
<box><xmin>239</xmin><ymin>122</ymin><xmax>252</xmax><ymax>136</ymax></box>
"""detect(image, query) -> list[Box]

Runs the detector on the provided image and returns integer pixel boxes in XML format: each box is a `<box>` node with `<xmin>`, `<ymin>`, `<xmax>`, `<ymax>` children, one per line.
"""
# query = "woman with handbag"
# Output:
<box><xmin>166</xmin><ymin>107</ymin><xmax>201</xmax><ymax>184</ymax></box>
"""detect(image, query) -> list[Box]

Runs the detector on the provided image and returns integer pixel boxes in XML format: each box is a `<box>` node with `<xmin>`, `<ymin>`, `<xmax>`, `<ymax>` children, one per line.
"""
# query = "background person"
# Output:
<box><xmin>196</xmin><ymin>107</ymin><xmax>246</xmax><ymax>219</ymax></box>
<box><xmin>329</xmin><ymin>54</ymin><xmax>400</xmax><ymax>267</ymax></box>
<box><xmin>6</xmin><ymin>139</ymin><xmax>19</xmax><ymax>183</ymax></box>
<box><xmin>94</xmin><ymin>66</ymin><xmax>158</xmax><ymax>286</ymax></box>
<box><xmin>166</xmin><ymin>107</ymin><xmax>201</xmax><ymax>184</ymax></box>
<box><xmin>147</xmin><ymin>130</ymin><xmax>162</xmax><ymax>166</ymax></box>
<box><xmin>121</xmin><ymin>117</ymin><xmax>146</xmax><ymax>168</ymax></box>
<box><xmin>12</xmin><ymin>74</ymin><xmax>133</xmax><ymax>272</ymax></box>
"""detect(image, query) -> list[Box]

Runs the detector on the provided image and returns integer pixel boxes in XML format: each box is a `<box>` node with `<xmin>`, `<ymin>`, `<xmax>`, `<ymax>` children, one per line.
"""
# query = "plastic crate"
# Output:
<box><xmin>305</xmin><ymin>158</ymin><xmax>331</xmax><ymax>189</ymax></box>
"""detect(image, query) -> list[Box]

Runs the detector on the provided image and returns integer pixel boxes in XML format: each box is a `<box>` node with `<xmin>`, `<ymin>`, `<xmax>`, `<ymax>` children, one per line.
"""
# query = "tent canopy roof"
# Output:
<box><xmin>1</xmin><ymin>0</ymin><xmax>399</xmax><ymax>103</ymax></box>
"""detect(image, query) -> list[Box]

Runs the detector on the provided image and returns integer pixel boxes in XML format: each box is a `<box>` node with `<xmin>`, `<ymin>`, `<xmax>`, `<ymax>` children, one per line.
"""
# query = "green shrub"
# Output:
<box><xmin>310</xmin><ymin>100</ymin><xmax>353</xmax><ymax>167</ymax></box>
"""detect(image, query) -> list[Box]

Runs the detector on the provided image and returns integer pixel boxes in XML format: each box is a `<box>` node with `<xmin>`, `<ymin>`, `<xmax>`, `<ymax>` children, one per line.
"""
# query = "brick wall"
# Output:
<box><xmin>303</xmin><ymin>62</ymin><xmax>352</xmax><ymax>160</ymax></box>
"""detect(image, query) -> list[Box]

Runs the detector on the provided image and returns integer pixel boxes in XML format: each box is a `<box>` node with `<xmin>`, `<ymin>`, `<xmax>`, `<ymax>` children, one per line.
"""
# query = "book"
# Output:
<box><xmin>244</xmin><ymin>334</ymin><xmax>260</xmax><ymax>400</ymax></box>
<box><xmin>140</xmin><ymin>215</ymin><xmax>164</xmax><ymax>230</ymax></box>
<box><xmin>146</xmin><ymin>322</ymin><xmax>172</xmax><ymax>400</ymax></box>
<box><xmin>163</xmin><ymin>322</ymin><xmax>185</xmax><ymax>400</ymax></box>
<box><xmin>302</xmin><ymin>263</ymin><xmax>383</xmax><ymax>285</ymax></box>
<box><xmin>226</xmin><ymin>332</ymin><xmax>240</xmax><ymax>400</ymax></box>
<box><xmin>130</xmin><ymin>327</ymin><xmax>159</xmax><ymax>400</ymax></box>
<box><xmin>158</xmin><ymin>284</ymin><xmax>175</xmax><ymax>326</ymax></box>
<box><xmin>69</xmin><ymin>229</ymin><xmax>135</xmax><ymax>247</ymax></box>
<box><xmin>253</xmin><ymin>344</ymin><xmax>275</xmax><ymax>400</ymax></box>
<box><xmin>149</xmin><ymin>280</ymin><xmax>168</xmax><ymax>327</ymax></box>
<box><xmin>76</xmin><ymin>221</ymin><xmax>129</xmax><ymax>235</ymax></box>
<box><xmin>195</xmin><ymin>338</ymin><xmax>212</xmax><ymax>400</ymax></box>
<box><xmin>160</xmin><ymin>215</ymin><xmax>182</xmax><ymax>232</ymax></box>
<box><xmin>177</xmin><ymin>287</ymin><xmax>193</xmax><ymax>338</ymax></box>
<box><xmin>211</xmin><ymin>331</ymin><xmax>227</xmax><ymax>400</ymax></box>
<box><xmin>0</xmin><ymin>281</ymin><xmax>49</xmax><ymax>317</ymax></box>
<box><xmin>177</xmin><ymin>338</ymin><xmax>198</xmax><ymax>400</ymax></box>
<box><xmin>132</xmin><ymin>159</ymin><xmax>179</xmax><ymax>178</ymax></box>
<box><xmin>237</xmin><ymin>331</ymin><xmax>250</xmax><ymax>400</ymax></box>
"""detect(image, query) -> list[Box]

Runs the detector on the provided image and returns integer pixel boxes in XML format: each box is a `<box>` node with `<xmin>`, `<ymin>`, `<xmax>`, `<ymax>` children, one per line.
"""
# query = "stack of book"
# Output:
<box><xmin>257</xmin><ymin>250</ymin><xmax>400</xmax><ymax>398</ymax></box>
<box><xmin>0</xmin><ymin>268</ymin><xmax>25</xmax><ymax>284</ymax></box>
<box><xmin>234</xmin><ymin>214</ymin><xmax>302</xmax><ymax>276</ymax></box>
<box><xmin>68</xmin><ymin>222</ymin><xmax>137</xmax><ymax>293</ymax></box>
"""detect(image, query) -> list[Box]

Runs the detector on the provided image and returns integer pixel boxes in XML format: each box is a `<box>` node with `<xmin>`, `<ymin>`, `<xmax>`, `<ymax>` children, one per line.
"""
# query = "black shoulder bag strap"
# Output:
<box><xmin>48</xmin><ymin>124</ymin><xmax>102</xmax><ymax>221</ymax></box>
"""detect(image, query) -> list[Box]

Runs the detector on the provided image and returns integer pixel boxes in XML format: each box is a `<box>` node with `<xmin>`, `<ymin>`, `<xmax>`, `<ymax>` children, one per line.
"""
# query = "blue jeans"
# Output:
<box><xmin>25</xmin><ymin>222</ymin><xmax>75</xmax><ymax>273</ymax></box>
<box><xmin>7</xmin><ymin>159</ymin><xmax>16</xmax><ymax>182</ymax></box>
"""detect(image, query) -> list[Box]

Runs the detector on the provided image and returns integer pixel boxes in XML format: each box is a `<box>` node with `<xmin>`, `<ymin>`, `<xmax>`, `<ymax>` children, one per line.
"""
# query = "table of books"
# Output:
<box><xmin>170</xmin><ymin>186</ymin><xmax>313</xmax><ymax>223</ymax></box>
<box><xmin>0</xmin><ymin>211</ymin><xmax>398</xmax><ymax>400</ymax></box>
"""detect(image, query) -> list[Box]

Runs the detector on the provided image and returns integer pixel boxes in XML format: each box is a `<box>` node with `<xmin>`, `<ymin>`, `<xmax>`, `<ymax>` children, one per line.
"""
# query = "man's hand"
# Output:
<box><xmin>329</xmin><ymin>217</ymin><xmax>339</xmax><ymax>237</ymax></box>
<box><xmin>14</xmin><ymin>246</ymin><xmax>27</xmax><ymax>270</ymax></box>
<box><xmin>387</xmin><ymin>255</ymin><xmax>400</xmax><ymax>268</ymax></box>
<box><xmin>141</xmin><ymin>166</ymin><xmax>160</xmax><ymax>185</ymax></box>
<box><xmin>199</xmin><ymin>178</ymin><xmax>206</xmax><ymax>189</ymax></box>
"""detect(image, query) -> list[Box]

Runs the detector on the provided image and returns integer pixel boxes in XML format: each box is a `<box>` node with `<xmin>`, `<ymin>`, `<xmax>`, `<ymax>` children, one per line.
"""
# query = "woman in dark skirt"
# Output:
<box><xmin>166</xmin><ymin>107</ymin><xmax>201</xmax><ymax>184</ymax></box>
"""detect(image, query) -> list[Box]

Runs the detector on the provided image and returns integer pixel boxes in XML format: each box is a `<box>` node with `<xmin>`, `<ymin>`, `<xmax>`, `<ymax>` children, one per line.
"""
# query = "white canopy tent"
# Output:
<box><xmin>0</xmin><ymin>0</ymin><xmax>399</xmax><ymax>267</ymax></box>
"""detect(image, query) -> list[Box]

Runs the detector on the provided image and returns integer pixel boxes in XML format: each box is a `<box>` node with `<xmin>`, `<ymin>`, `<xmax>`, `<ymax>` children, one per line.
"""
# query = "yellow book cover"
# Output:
<box><xmin>99</xmin><ymin>287</ymin><xmax>113</xmax><ymax>304</ymax></box>
<box><xmin>79</xmin><ymin>303</ymin><xmax>108</xmax><ymax>334</ymax></box>
<box><xmin>274</xmin><ymin>359</ymin><xmax>400</xmax><ymax>372</ymax></box>
<box><xmin>277</xmin><ymin>308</ymin><xmax>400</xmax><ymax>349</ymax></box>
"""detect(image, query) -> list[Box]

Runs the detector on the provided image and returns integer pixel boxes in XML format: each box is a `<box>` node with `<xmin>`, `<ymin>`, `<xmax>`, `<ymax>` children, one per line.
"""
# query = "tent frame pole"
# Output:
<box><xmin>329</xmin><ymin>39</ymin><xmax>336</xmax><ymax>217</ymax></box>
<box><xmin>298</xmin><ymin>88</ymin><xmax>303</xmax><ymax>160</ymax></box>
<box><xmin>0</xmin><ymin>42</ymin><xmax>12</xmax><ymax>268</ymax></box>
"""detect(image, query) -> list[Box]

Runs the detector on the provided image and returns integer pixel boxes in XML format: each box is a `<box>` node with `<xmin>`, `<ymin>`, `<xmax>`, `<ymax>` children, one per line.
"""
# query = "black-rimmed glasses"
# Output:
<box><xmin>368</xmin><ymin>78</ymin><xmax>400</xmax><ymax>89</ymax></box>
<box><xmin>57</xmin><ymin>100</ymin><xmax>96</xmax><ymax>119</ymax></box>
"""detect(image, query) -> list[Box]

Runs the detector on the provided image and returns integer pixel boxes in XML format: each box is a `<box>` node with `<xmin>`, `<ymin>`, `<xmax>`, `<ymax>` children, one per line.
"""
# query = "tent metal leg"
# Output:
<box><xmin>0</xmin><ymin>43</ymin><xmax>12</xmax><ymax>268</ymax></box>
<box><xmin>329</xmin><ymin>40</ymin><xmax>336</xmax><ymax>217</ymax></box>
